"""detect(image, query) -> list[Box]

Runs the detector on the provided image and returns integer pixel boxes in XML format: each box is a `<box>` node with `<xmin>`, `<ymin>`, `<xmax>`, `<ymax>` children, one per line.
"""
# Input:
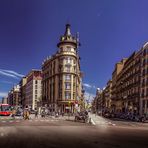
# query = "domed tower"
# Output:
<box><xmin>42</xmin><ymin>24</ymin><xmax>82</xmax><ymax>113</ymax></box>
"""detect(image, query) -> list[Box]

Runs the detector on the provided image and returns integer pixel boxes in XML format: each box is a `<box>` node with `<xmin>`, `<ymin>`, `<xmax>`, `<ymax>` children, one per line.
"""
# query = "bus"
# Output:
<box><xmin>0</xmin><ymin>104</ymin><xmax>12</xmax><ymax>116</ymax></box>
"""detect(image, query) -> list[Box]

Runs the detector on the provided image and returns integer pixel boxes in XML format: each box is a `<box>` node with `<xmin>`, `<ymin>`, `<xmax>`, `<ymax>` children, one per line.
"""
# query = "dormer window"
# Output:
<box><xmin>66</xmin><ymin>46</ymin><xmax>71</xmax><ymax>51</ymax></box>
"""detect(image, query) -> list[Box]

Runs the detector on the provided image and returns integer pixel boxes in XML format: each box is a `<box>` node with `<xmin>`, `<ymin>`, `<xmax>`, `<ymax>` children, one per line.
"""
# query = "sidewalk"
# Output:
<box><xmin>58</xmin><ymin>115</ymin><xmax>75</xmax><ymax>121</ymax></box>
<box><xmin>89</xmin><ymin>113</ymin><xmax>115</xmax><ymax>126</ymax></box>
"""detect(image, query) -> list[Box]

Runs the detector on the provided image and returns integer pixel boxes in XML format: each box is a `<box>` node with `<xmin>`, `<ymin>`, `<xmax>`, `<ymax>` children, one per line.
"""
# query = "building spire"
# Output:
<box><xmin>57</xmin><ymin>24</ymin><xmax>78</xmax><ymax>48</ymax></box>
<box><xmin>64</xmin><ymin>24</ymin><xmax>71</xmax><ymax>36</ymax></box>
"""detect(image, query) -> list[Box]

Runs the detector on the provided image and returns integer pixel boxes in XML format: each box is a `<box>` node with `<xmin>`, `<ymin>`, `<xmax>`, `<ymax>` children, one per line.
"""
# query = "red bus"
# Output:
<box><xmin>0</xmin><ymin>104</ymin><xmax>12</xmax><ymax>116</ymax></box>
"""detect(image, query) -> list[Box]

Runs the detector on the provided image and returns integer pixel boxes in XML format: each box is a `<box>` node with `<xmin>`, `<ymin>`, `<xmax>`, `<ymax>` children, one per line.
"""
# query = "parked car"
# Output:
<box><xmin>103</xmin><ymin>112</ymin><xmax>111</xmax><ymax>118</ymax></box>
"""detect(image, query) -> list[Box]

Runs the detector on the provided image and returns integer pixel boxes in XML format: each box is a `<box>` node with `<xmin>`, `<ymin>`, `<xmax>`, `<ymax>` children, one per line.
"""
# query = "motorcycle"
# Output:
<box><xmin>139</xmin><ymin>116</ymin><xmax>146</xmax><ymax>123</ymax></box>
<box><xmin>75</xmin><ymin>111</ymin><xmax>89</xmax><ymax>123</ymax></box>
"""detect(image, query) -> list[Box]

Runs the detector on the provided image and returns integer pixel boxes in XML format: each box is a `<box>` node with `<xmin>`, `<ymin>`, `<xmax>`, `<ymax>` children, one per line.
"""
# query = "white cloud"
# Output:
<box><xmin>0</xmin><ymin>92</ymin><xmax>8</xmax><ymax>97</ymax></box>
<box><xmin>0</xmin><ymin>69</ymin><xmax>24</xmax><ymax>79</ymax></box>
<box><xmin>0</xmin><ymin>69</ymin><xmax>24</xmax><ymax>77</ymax></box>
<box><xmin>0</xmin><ymin>80</ymin><xmax>13</xmax><ymax>84</ymax></box>
<box><xmin>84</xmin><ymin>91</ymin><xmax>95</xmax><ymax>103</ymax></box>
<box><xmin>83</xmin><ymin>83</ymin><xmax>97</xmax><ymax>89</ymax></box>
<box><xmin>0</xmin><ymin>71</ymin><xmax>18</xmax><ymax>79</ymax></box>
<box><xmin>83</xmin><ymin>83</ymin><xmax>92</xmax><ymax>88</ymax></box>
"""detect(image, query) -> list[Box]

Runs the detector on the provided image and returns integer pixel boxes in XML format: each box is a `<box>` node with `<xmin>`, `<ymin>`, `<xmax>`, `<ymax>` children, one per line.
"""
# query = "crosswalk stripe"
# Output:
<box><xmin>9</xmin><ymin>121</ymin><xmax>13</xmax><ymax>122</ymax></box>
<box><xmin>0</xmin><ymin>118</ymin><xmax>60</xmax><ymax>123</ymax></box>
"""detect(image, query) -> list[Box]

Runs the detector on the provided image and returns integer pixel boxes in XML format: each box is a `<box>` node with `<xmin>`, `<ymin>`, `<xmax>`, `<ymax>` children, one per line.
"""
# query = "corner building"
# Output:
<box><xmin>42</xmin><ymin>24</ymin><xmax>82</xmax><ymax>113</ymax></box>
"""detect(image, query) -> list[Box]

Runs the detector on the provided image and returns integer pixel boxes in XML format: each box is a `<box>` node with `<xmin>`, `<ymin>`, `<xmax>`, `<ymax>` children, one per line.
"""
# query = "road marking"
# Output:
<box><xmin>9</xmin><ymin>120</ymin><xmax>13</xmax><ymax>123</ymax></box>
<box><xmin>112</xmin><ymin>124</ymin><xmax>116</xmax><ymax>126</ymax></box>
<box><xmin>90</xmin><ymin>118</ymin><xmax>96</xmax><ymax>125</ymax></box>
<box><xmin>2</xmin><ymin>121</ymin><xmax>6</xmax><ymax>123</ymax></box>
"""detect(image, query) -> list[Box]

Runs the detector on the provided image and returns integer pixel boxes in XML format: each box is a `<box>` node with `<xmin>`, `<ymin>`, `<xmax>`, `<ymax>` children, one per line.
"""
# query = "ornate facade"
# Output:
<box><xmin>42</xmin><ymin>24</ymin><xmax>83</xmax><ymax>113</ymax></box>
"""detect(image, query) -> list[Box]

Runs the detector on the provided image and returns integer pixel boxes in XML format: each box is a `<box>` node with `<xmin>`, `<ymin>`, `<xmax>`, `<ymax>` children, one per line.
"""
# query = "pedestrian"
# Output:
<box><xmin>23</xmin><ymin>109</ymin><xmax>30</xmax><ymax>120</ymax></box>
<box><xmin>11</xmin><ymin>108</ymin><xmax>16</xmax><ymax>119</ymax></box>
<box><xmin>55</xmin><ymin>112</ymin><xmax>59</xmax><ymax>118</ymax></box>
<box><xmin>62</xmin><ymin>112</ymin><xmax>64</xmax><ymax>117</ymax></box>
<box><xmin>25</xmin><ymin>109</ymin><xmax>30</xmax><ymax>120</ymax></box>
<box><xmin>35</xmin><ymin>108</ymin><xmax>38</xmax><ymax>118</ymax></box>
<box><xmin>41</xmin><ymin>110</ymin><xmax>45</xmax><ymax>118</ymax></box>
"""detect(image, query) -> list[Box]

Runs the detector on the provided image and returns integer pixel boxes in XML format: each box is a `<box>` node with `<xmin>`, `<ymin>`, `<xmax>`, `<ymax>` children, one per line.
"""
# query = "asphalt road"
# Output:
<box><xmin>0</xmin><ymin>115</ymin><xmax>148</xmax><ymax>148</ymax></box>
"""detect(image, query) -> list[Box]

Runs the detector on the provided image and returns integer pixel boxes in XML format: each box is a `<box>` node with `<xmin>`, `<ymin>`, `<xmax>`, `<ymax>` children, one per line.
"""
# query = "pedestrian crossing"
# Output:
<box><xmin>89</xmin><ymin>114</ymin><xmax>116</xmax><ymax>126</ymax></box>
<box><xmin>95</xmin><ymin>120</ymin><xmax>116</xmax><ymax>126</ymax></box>
<box><xmin>0</xmin><ymin>118</ymin><xmax>59</xmax><ymax>123</ymax></box>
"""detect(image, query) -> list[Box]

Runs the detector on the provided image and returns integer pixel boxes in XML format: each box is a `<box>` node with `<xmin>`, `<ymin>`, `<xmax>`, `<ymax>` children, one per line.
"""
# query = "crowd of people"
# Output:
<box><xmin>10</xmin><ymin>107</ymin><xmax>65</xmax><ymax>120</ymax></box>
<box><xmin>10</xmin><ymin>106</ymin><xmax>90</xmax><ymax>122</ymax></box>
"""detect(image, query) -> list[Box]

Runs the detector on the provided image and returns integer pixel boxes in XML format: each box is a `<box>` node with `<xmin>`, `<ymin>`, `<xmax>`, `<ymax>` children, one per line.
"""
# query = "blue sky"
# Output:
<box><xmin>0</xmin><ymin>0</ymin><xmax>148</xmax><ymax>100</ymax></box>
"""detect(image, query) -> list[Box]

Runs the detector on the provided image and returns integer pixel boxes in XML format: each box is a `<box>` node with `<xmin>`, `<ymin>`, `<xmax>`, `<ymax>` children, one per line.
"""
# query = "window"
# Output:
<box><xmin>65</xmin><ymin>92</ymin><xmax>71</xmax><ymax>100</ymax></box>
<box><xmin>67</xmin><ymin>57</ymin><xmax>71</xmax><ymax>63</ymax></box>
<box><xmin>65</xmin><ymin>57</ymin><xmax>72</xmax><ymax>64</ymax></box>
<box><xmin>65</xmin><ymin>74</ymin><xmax>71</xmax><ymax>80</ymax></box>
<box><xmin>143</xmin><ymin>100</ymin><xmax>145</xmax><ymax>108</ymax></box>
<box><xmin>66</xmin><ymin>46</ymin><xmax>71</xmax><ymax>52</ymax></box>
<box><xmin>73</xmin><ymin>93</ymin><xmax>75</xmax><ymax>99</ymax></box>
<box><xmin>35</xmin><ymin>90</ymin><xmax>37</xmax><ymax>94</ymax></box>
<box><xmin>146</xmin><ymin>88</ymin><xmax>148</xmax><ymax>97</ymax></box>
<box><xmin>65</xmin><ymin>82</ymin><xmax>71</xmax><ymax>90</ymax></box>
<box><xmin>65</xmin><ymin>65</ymin><xmax>71</xmax><ymax>72</ymax></box>
<box><xmin>35</xmin><ymin>85</ymin><xmax>37</xmax><ymax>89</ymax></box>
<box><xmin>73</xmin><ymin>66</ymin><xmax>76</xmax><ymax>72</ymax></box>
<box><xmin>35</xmin><ymin>80</ymin><xmax>38</xmax><ymax>84</ymax></box>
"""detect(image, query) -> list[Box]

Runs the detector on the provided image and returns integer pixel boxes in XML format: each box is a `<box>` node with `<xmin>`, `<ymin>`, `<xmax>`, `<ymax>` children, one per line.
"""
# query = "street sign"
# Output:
<box><xmin>66</xmin><ymin>106</ymin><xmax>70</xmax><ymax>109</ymax></box>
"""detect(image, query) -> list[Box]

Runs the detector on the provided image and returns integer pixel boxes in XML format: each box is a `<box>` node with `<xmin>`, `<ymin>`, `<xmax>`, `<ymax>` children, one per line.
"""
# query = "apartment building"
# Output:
<box><xmin>19</xmin><ymin>77</ymin><xmax>27</xmax><ymax>108</ymax></box>
<box><xmin>96</xmin><ymin>42</ymin><xmax>148</xmax><ymax>116</ymax></box>
<box><xmin>8</xmin><ymin>85</ymin><xmax>21</xmax><ymax>106</ymax></box>
<box><xmin>140</xmin><ymin>43</ymin><xmax>148</xmax><ymax>115</ymax></box>
<box><xmin>104</xmin><ymin>80</ymin><xmax>112</xmax><ymax>112</ymax></box>
<box><xmin>25</xmin><ymin>70</ymin><xmax>42</xmax><ymax>110</ymax></box>
<box><xmin>111</xmin><ymin>58</ymin><xmax>127</xmax><ymax>113</ymax></box>
<box><xmin>115</xmin><ymin>51</ymin><xmax>141</xmax><ymax>114</ymax></box>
